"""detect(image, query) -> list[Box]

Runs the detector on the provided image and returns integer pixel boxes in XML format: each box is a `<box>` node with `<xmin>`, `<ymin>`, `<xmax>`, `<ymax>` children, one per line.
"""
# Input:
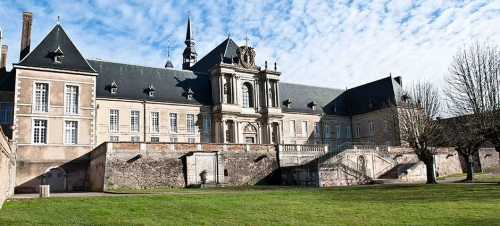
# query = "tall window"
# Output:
<box><xmin>150</xmin><ymin>112</ymin><xmax>159</xmax><ymax>133</ymax></box>
<box><xmin>335</xmin><ymin>123</ymin><xmax>341</xmax><ymax>138</ymax></box>
<box><xmin>170</xmin><ymin>137</ymin><xmax>178</xmax><ymax>142</ymax></box>
<box><xmin>0</xmin><ymin>103</ymin><xmax>12</xmax><ymax>124</ymax></box>
<box><xmin>187</xmin><ymin>114</ymin><xmax>195</xmax><ymax>134</ymax></box>
<box><xmin>242</xmin><ymin>83</ymin><xmax>253</xmax><ymax>108</ymax></box>
<box><xmin>324</xmin><ymin>122</ymin><xmax>330</xmax><ymax>138</ymax></box>
<box><xmin>313</xmin><ymin>122</ymin><xmax>319</xmax><ymax>138</ymax></box>
<box><xmin>109</xmin><ymin>136</ymin><xmax>119</xmax><ymax>141</ymax></box>
<box><xmin>289</xmin><ymin>120</ymin><xmax>296</xmax><ymax>137</ymax></box>
<box><xmin>151</xmin><ymin>137</ymin><xmax>160</xmax><ymax>142</ymax></box>
<box><xmin>33</xmin><ymin>119</ymin><xmax>47</xmax><ymax>144</ymax></box>
<box><xmin>301</xmin><ymin>121</ymin><xmax>308</xmax><ymax>137</ymax></box>
<box><xmin>64</xmin><ymin>85</ymin><xmax>79</xmax><ymax>114</ymax></box>
<box><xmin>187</xmin><ymin>138</ymin><xmax>195</xmax><ymax>143</ymax></box>
<box><xmin>109</xmin><ymin>109</ymin><xmax>119</xmax><ymax>131</ymax></box>
<box><xmin>346</xmin><ymin>125</ymin><xmax>351</xmax><ymax>139</ymax></box>
<box><xmin>64</xmin><ymin>121</ymin><xmax>78</xmax><ymax>144</ymax></box>
<box><xmin>130</xmin><ymin>111</ymin><xmax>139</xmax><ymax>132</ymax></box>
<box><xmin>131</xmin><ymin>136</ymin><xmax>140</xmax><ymax>142</ymax></box>
<box><xmin>169</xmin><ymin>113</ymin><xmax>177</xmax><ymax>133</ymax></box>
<box><xmin>34</xmin><ymin>83</ymin><xmax>49</xmax><ymax>112</ymax></box>
<box><xmin>203</xmin><ymin>115</ymin><xmax>211</xmax><ymax>134</ymax></box>
<box><xmin>355</xmin><ymin>123</ymin><xmax>361</xmax><ymax>138</ymax></box>
<box><xmin>369</xmin><ymin>120</ymin><xmax>374</xmax><ymax>136</ymax></box>
<box><xmin>383</xmin><ymin>120</ymin><xmax>388</xmax><ymax>132</ymax></box>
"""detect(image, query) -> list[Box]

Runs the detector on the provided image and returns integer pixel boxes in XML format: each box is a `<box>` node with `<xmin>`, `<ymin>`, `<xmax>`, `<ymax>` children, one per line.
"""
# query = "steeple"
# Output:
<box><xmin>182</xmin><ymin>12</ymin><xmax>197</xmax><ymax>70</ymax></box>
<box><xmin>165</xmin><ymin>40</ymin><xmax>173</xmax><ymax>68</ymax></box>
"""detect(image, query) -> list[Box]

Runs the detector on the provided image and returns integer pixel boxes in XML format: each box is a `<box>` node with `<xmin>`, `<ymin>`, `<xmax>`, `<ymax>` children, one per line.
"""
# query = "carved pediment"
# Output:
<box><xmin>236</xmin><ymin>46</ymin><xmax>258</xmax><ymax>70</ymax></box>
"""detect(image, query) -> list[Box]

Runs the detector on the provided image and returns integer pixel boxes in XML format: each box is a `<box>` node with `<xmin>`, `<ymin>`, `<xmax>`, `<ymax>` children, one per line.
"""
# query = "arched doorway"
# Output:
<box><xmin>43</xmin><ymin>167</ymin><xmax>66</xmax><ymax>192</ymax></box>
<box><xmin>243</xmin><ymin>123</ymin><xmax>257</xmax><ymax>144</ymax></box>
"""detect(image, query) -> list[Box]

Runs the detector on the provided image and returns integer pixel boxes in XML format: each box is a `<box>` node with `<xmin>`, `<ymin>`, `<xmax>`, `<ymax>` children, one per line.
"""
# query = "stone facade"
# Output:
<box><xmin>0</xmin><ymin>127</ymin><xmax>14</xmax><ymax>209</ymax></box>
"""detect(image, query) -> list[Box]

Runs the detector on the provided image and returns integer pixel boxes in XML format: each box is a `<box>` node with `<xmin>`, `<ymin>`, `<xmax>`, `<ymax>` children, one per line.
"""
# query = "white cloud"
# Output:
<box><xmin>1</xmin><ymin>0</ymin><xmax>499</xmax><ymax>90</ymax></box>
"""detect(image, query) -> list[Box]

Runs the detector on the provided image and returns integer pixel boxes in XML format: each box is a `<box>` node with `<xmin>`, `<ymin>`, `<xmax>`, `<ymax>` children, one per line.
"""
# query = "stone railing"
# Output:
<box><xmin>279</xmin><ymin>144</ymin><xmax>327</xmax><ymax>153</ymax></box>
<box><xmin>104</xmin><ymin>142</ymin><xmax>276</xmax><ymax>152</ymax></box>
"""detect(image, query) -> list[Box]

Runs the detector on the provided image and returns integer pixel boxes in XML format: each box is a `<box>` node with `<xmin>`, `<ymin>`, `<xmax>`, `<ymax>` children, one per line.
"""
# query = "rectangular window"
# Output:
<box><xmin>170</xmin><ymin>113</ymin><xmax>177</xmax><ymax>133</ymax></box>
<box><xmin>324</xmin><ymin>122</ymin><xmax>330</xmax><ymax>138</ymax></box>
<box><xmin>335</xmin><ymin>123</ymin><xmax>341</xmax><ymax>139</ymax></box>
<box><xmin>64</xmin><ymin>85</ymin><xmax>79</xmax><ymax>114</ymax></box>
<box><xmin>313</xmin><ymin>122</ymin><xmax>319</xmax><ymax>138</ymax></box>
<box><xmin>369</xmin><ymin>120</ymin><xmax>374</xmax><ymax>136</ymax></box>
<box><xmin>130</xmin><ymin>111</ymin><xmax>139</xmax><ymax>132</ymax></box>
<box><xmin>109</xmin><ymin>109</ymin><xmax>119</xmax><ymax>131</ymax></box>
<box><xmin>336</xmin><ymin>141</ymin><xmax>342</xmax><ymax>149</ymax></box>
<box><xmin>370</xmin><ymin>139</ymin><xmax>376</xmax><ymax>145</ymax></box>
<box><xmin>187</xmin><ymin>114</ymin><xmax>195</xmax><ymax>134</ymax></box>
<box><xmin>109</xmin><ymin>136</ymin><xmax>119</xmax><ymax>142</ymax></box>
<box><xmin>0</xmin><ymin>103</ymin><xmax>12</xmax><ymax>124</ymax></box>
<box><xmin>34</xmin><ymin>83</ymin><xmax>49</xmax><ymax>112</ymax></box>
<box><xmin>170</xmin><ymin>137</ymin><xmax>178</xmax><ymax>142</ymax></box>
<box><xmin>203</xmin><ymin>115</ymin><xmax>211</xmax><ymax>135</ymax></box>
<box><xmin>346</xmin><ymin>125</ymin><xmax>351</xmax><ymax>139</ymax></box>
<box><xmin>301</xmin><ymin>121</ymin><xmax>308</xmax><ymax>137</ymax></box>
<box><xmin>187</xmin><ymin>138</ymin><xmax>195</xmax><ymax>143</ymax></box>
<box><xmin>151</xmin><ymin>137</ymin><xmax>160</xmax><ymax>142</ymax></box>
<box><xmin>33</xmin><ymin>119</ymin><xmax>47</xmax><ymax>144</ymax></box>
<box><xmin>150</xmin><ymin>112</ymin><xmax>159</xmax><ymax>133</ymax></box>
<box><xmin>327</xmin><ymin>141</ymin><xmax>331</xmax><ymax>152</ymax></box>
<box><xmin>131</xmin><ymin>136</ymin><xmax>140</xmax><ymax>142</ymax></box>
<box><xmin>383</xmin><ymin>120</ymin><xmax>388</xmax><ymax>132</ymax></box>
<box><xmin>64</xmin><ymin>121</ymin><xmax>78</xmax><ymax>144</ymax></box>
<box><xmin>303</xmin><ymin>140</ymin><xmax>308</xmax><ymax>145</ymax></box>
<box><xmin>289</xmin><ymin>120</ymin><xmax>296</xmax><ymax>137</ymax></box>
<box><xmin>355</xmin><ymin>123</ymin><xmax>361</xmax><ymax>138</ymax></box>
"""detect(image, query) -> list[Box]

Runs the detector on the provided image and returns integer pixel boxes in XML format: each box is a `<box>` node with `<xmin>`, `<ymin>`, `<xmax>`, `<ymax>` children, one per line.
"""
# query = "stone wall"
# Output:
<box><xmin>0</xmin><ymin>127</ymin><xmax>13</xmax><ymax>209</ymax></box>
<box><xmin>224</xmin><ymin>151</ymin><xmax>279</xmax><ymax>185</ymax></box>
<box><xmin>477</xmin><ymin>149</ymin><xmax>499</xmax><ymax>171</ymax></box>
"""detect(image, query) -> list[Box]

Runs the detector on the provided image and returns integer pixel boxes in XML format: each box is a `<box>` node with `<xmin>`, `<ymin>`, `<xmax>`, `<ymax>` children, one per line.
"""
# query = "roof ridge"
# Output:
<box><xmin>347</xmin><ymin>75</ymin><xmax>393</xmax><ymax>90</ymax></box>
<box><xmin>18</xmin><ymin>23</ymin><xmax>60</xmax><ymax>64</ymax></box>
<box><xmin>281</xmin><ymin>81</ymin><xmax>345</xmax><ymax>91</ymax></box>
<box><xmin>87</xmin><ymin>58</ymin><xmax>203</xmax><ymax>74</ymax></box>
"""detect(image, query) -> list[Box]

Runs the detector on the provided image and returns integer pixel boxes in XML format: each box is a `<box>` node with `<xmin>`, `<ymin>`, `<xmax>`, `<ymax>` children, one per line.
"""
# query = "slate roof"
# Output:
<box><xmin>191</xmin><ymin>38</ymin><xmax>239</xmax><ymax>72</ymax></box>
<box><xmin>0</xmin><ymin>70</ymin><xmax>15</xmax><ymax>92</ymax></box>
<box><xmin>346</xmin><ymin>76</ymin><xmax>404</xmax><ymax>115</ymax></box>
<box><xmin>88</xmin><ymin>59</ymin><xmax>212</xmax><ymax>105</ymax></box>
<box><xmin>16</xmin><ymin>24</ymin><xmax>96</xmax><ymax>73</ymax></box>
<box><xmin>279</xmin><ymin>83</ymin><xmax>349</xmax><ymax>115</ymax></box>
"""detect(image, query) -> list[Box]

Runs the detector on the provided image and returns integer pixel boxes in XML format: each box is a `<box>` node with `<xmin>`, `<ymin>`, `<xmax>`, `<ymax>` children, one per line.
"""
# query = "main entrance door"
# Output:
<box><xmin>45</xmin><ymin>168</ymin><xmax>65</xmax><ymax>192</ymax></box>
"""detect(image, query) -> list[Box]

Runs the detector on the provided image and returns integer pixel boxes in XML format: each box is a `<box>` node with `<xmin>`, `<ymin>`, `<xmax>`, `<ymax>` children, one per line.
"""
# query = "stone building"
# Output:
<box><xmin>0</xmin><ymin>13</ymin><xmax>412</xmax><ymax>192</ymax></box>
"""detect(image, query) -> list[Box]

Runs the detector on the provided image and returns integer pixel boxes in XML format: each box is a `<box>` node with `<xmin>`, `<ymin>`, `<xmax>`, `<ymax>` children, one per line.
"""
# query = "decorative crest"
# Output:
<box><xmin>236</xmin><ymin>45</ymin><xmax>258</xmax><ymax>69</ymax></box>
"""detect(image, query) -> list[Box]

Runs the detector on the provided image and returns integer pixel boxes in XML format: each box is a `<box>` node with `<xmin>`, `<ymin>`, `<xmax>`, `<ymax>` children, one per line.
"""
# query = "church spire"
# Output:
<box><xmin>182</xmin><ymin>11</ymin><xmax>197</xmax><ymax>70</ymax></box>
<box><xmin>165</xmin><ymin>40</ymin><xmax>173</xmax><ymax>68</ymax></box>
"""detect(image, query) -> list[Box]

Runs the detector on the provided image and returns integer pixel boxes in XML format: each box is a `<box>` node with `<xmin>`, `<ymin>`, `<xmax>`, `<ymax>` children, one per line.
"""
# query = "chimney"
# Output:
<box><xmin>1</xmin><ymin>45</ymin><xmax>7</xmax><ymax>69</ymax></box>
<box><xmin>20</xmin><ymin>12</ymin><xmax>32</xmax><ymax>61</ymax></box>
<box><xmin>394</xmin><ymin>76</ymin><xmax>403</xmax><ymax>87</ymax></box>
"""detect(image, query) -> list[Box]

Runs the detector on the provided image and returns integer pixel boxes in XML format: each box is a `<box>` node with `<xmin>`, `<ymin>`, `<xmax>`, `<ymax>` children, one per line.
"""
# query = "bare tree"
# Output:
<box><xmin>389</xmin><ymin>81</ymin><xmax>444</xmax><ymax>184</ymax></box>
<box><xmin>445</xmin><ymin>42</ymin><xmax>500</xmax><ymax>152</ymax></box>
<box><xmin>440</xmin><ymin>116</ymin><xmax>484</xmax><ymax>180</ymax></box>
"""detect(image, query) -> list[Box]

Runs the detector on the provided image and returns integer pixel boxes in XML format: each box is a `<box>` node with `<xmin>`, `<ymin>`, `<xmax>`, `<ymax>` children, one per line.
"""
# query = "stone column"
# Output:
<box><xmin>254</xmin><ymin>80</ymin><xmax>259</xmax><ymax>108</ymax></box>
<box><xmin>265</xmin><ymin>79</ymin><xmax>269</xmax><ymax>107</ymax></box>
<box><xmin>275</xmin><ymin>81</ymin><xmax>280</xmax><ymax>108</ymax></box>
<box><xmin>221</xmin><ymin>119</ymin><xmax>227</xmax><ymax>143</ymax></box>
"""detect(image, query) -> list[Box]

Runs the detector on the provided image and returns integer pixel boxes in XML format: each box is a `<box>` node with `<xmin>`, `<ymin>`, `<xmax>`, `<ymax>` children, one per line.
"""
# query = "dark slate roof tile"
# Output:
<box><xmin>191</xmin><ymin>38</ymin><xmax>239</xmax><ymax>72</ymax></box>
<box><xmin>0</xmin><ymin>70</ymin><xmax>15</xmax><ymax>92</ymax></box>
<box><xmin>16</xmin><ymin>24</ymin><xmax>96</xmax><ymax>73</ymax></box>
<box><xmin>279</xmin><ymin>83</ymin><xmax>348</xmax><ymax>115</ymax></box>
<box><xmin>89</xmin><ymin>60</ymin><xmax>212</xmax><ymax>105</ymax></box>
<box><xmin>346</xmin><ymin>76</ymin><xmax>404</xmax><ymax>115</ymax></box>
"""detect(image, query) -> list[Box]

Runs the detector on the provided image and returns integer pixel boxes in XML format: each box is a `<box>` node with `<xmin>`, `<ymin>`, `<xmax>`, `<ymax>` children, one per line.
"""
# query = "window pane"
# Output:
<box><xmin>151</xmin><ymin>112</ymin><xmax>159</xmax><ymax>133</ymax></box>
<box><xmin>109</xmin><ymin>110</ymin><xmax>119</xmax><ymax>131</ymax></box>
<box><xmin>170</xmin><ymin>113</ymin><xmax>177</xmax><ymax>133</ymax></box>
<box><xmin>33</xmin><ymin>120</ymin><xmax>47</xmax><ymax>144</ymax></box>
<box><xmin>1</xmin><ymin>103</ymin><xmax>12</xmax><ymax>123</ymax></box>
<box><xmin>65</xmin><ymin>85</ymin><xmax>78</xmax><ymax>114</ymax></box>
<box><xmin>203</xmin><ymin>115</ymin><xmax>211</xmax><ymax>135</ymax></box>
<box><xmin>130</xmin><ymin>111</ymin><xmax>139</xmax><ymax>132</ymax></box>
<box><xmin>187</xmin><ymin>114</ymin><xmax>194</xmax><ymax>134</ymax></box>
<box><xmin>35</xmin><ymin>83</ymin><xmax>48</xmax><ymax>112</ymax></box>
<box><xmin>64</xmin><ymin>121</ymin><xmax>77</xmax><ymax>144</ymax></box>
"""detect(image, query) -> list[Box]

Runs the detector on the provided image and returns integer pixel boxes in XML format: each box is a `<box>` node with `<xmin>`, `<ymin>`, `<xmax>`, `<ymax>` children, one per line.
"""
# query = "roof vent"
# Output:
<box><xmin>148</xmin><ymin>85</ymin><xmax>156</xmax><ymax>97</ymax></box>
<box><xmin>110</xmin><ymin>81</ymin><xmax>118</xmax><ymax>94</ymax></box>
<box><xmin>187</xmin><ymin>87</ymin><xmax>194</xmax><ymax>100</ymax></box>
<box><xmin>283</xmin><ymin>99</ymin><xmax>292</xmax><ymax>108</ymax></box>
<box><xmin>53</xmin><ymin>45</ymin><xmax>64</xmax><ymax>63</ymax></box>
<box><xmin>308</xmin><ymin>101</ymin><xmax>317</xmax><ymax>110</ymax></box>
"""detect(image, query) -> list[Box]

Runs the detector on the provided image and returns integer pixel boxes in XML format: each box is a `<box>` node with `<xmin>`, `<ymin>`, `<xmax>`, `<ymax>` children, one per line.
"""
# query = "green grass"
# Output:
<box><xmin>107</xmin><ymin>185</ymin><xmax>304</xmax><ymax>193</ymax></box>
<box><xmin>437</xmin><ymin>168</ymin><xmax>498</xmax><ymax>180</ymax></box>
<box><xmin>474</xmin><ymin>175</ymin><xmax>500</xmax><ymax>183</ymax></box>
<box><xmin>1</xmin><ymin>184</ymin><xmax>500</xmax><ymax>225</ymax></box>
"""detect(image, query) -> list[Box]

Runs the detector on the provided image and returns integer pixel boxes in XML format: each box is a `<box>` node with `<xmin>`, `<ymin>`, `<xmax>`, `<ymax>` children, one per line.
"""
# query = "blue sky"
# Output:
<box><xmin>0</xmin><ymin>0</ymin><xmax>499</xmax><ymax>89</ymax></box>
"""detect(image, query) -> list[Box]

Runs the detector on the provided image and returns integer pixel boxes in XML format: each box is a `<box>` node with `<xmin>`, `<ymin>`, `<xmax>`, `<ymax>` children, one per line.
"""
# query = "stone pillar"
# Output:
<box><xmin>265</xmin><ymin>79</ymin><xmax>269</xmax><ymax>107</ymax></box>
<box><xmin>254</xmin><ymin>80</ymin><xmax>259</xmax><ymax>108</ymax></box>
<box><xmin>275</xmin><ymin>82</ymin><xmax>280</xmax><ymax>107</ymax></box>
<box><xmin>1</xmin><ymin>45</ymin><xmax>7</xmax><ymax>68</ymax></box>
<box><xmin>221</xmin><ymin>119</ymin><xmax>227</xmax><ymax>143</ymax></box>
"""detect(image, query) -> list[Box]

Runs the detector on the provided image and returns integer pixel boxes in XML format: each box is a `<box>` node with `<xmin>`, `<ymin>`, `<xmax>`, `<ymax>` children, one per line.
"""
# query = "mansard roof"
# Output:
<box><xmin>347</xmin><ymin>76</ymin><xmax>404</xmax><ymax>115</ymax></box>
<box><xmin>16</xmin><ymin>24</ymin><xmax>96</xmax><ymax>73</ymax></box>
<box><xmin>191</xmin><ymin>37</ymin><xmax>239</xmax><ymax>72</ymax></box>
<box><xmin>279</xmin><ymin>83</ymin><xmax>349</xmax><ymax>115</ymax></box>
<box><xmin>89</xmin><ymin>59</ymin><xmax>212</xmax><ymax>105</ymax></box>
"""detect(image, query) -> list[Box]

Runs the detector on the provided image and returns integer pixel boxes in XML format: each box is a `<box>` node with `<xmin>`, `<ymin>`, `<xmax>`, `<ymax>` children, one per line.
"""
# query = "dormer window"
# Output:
<box><xmin>401</xmin><ymin>94</ymin><xmax>410</xmax><ymax>103</ymax></box>
<box><xmin>368</xmin><ymin>99</ymin><xmax>374</xmax><ymax>109</ymax></box>
<box><xmin>110</xmin><ymin>81</ymin><xmax>118</xmax><ymax>94</ymax></box>
<box><xmin>187</xmin><ymin>87</ymin><xmax>194</xmax><ymax>100</ymax></box>
<box><xmin>53</xmin><ymin>46</ymin><xmax>64</xmax><ymax>64</ymax></box>
<box><xmin>283</xmin><ymin>99</ymin><xmax>292</xmax><ymax>108</ymax></box>
<box><xmin>148</xmin><ymin>85</ymin><xmax>156</xmax><ymax>97</ymax></box>
<box><xmin>308</xmin><ymin>101</ymin><xmax>317</xmax><ymax>110</ymax></box>
<box><xmin>332</xmin><ymin>103</ymin><xmax>337</xmax><ymax>113</ymax></box>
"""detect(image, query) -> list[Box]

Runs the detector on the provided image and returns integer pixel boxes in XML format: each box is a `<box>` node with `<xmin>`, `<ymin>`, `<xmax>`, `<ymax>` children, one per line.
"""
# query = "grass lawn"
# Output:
<box><xmin>1</xmin><ymin>184</ymin><xmax>500</xmax><ymax>225</ymax></box>
<box><xmin>437</xmin><ymin>168</ymin><xmax>498</xmax><ymax>180</ymax></box>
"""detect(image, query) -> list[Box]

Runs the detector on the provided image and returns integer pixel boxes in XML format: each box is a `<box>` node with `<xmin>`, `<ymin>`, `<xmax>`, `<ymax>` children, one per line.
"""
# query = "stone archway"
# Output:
<box><xmin>42</xmin><ymin>166</ymin><xmax>67</xmax><ymax>192</ymax></box>
<box><xmin>243</xmin><ymin>123</ymin><xmax>258</xmax><ymax>144</ymax></box>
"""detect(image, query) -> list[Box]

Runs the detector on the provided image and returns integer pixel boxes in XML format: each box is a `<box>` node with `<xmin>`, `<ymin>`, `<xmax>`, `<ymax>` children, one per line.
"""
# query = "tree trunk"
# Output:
<box><xmin>423</xmin><ymin>158</ymin><xmax>437</xmax><ymax>184</ymax></box>
<box><xmin>464</xmin><ymin>155</ymin><xmax>473</xmax><ymax>181</ymax></box>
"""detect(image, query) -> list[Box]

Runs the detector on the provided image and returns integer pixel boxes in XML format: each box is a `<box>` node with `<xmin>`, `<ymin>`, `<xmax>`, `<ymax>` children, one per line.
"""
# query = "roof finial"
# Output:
<box><xmin>57</xmin><ymin>16</ymin><xmax>60</xmax><ymax>24</ymax></box>
<box><xmin>390</xmin><ymin>72</ymin><xmax>392</xmax><ymax>77</ymax></box>
<box><xmin>167</xmin><ymin>40</ymin><xmax>170</xmax><ymax>60</ymax></box>
<box><xmin>244</xmin><ymin>36</ymin><xmax>249</xmax><ymax>46</ymax></box>
<box><xmin>228</xmin><ymin>33</ymin><xmax>231</xmax><ymax>39</ymax></box>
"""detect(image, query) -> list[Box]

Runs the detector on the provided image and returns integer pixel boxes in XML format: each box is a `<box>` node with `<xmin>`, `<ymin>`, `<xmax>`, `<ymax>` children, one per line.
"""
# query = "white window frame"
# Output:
<box><xmin>130</xmin><ymin>110</ymin><xmax>140</xmax><ymax>132</ymax></box>
<box><xmin>64</xmin><ymin>84</ymin><xmax>79</xmax><ymax>114</ymax></box>
<box><xmin>64</xmin><ymin>120</ymin><xmax>78</xmax><ymax>144</ymax></box>
<box><xmin>346</xmin><ymin>125</ymin><xmax>351</xmax><ymax>139</ymax></box>
<box><xmin>109</xmin><ymin>109</ymin><xmax>119</xmax><ymax>132</ymax></box>
<box><xmin>33</xmin><ymin>82</ymin><xmax>49</xmax><ymax>113</ymax></box>
<box><xmin>0</xmin><ymin>103</ymin><xmax>13</xmax><ymax>124</ymax></box>
<box><xmin>131</xmin><ymin>136</ymin><xmax>140</xmax><ymax>142</ymax></box>
<box><xmin>109</xmin><ymin>136</ymin><xmax>119</xmax><ymax>142</ymax></box>
<box><xmin>355</xmin><ymin>123</ymin><xmax>361</xmax><ymax>138</ymax></box>
<box><xmin>151</xmin><ymin>137</ymin><xmax>160</xmax><ymax>142</ymax></box>
<box><xmin>369</xmin><ymin>120</ymin><xmax>374</xmax><ymax>136</ymax></box>
<box><xmin>150</xmin><ymin>111</ymin><xmax>159</xmax><ymax>133</ymax></box>
<box><xmin>301</xmin><ymin>121</ymin><xmax>308</xmax><ymax>137</ymax></box>
<box><xmin>336</xmin><ymin>141</ymin><xmax>342</xmax><ymax>149</ymax></box>
<box><xmin>203</xmin><ymin>115</ymin><xmax>211</xmax><ymax>135</ymax></box>
<box><xmin>289</xmin><ymin>120</ymin><xmax>296</xmax><ymax>137</ymax></box>
<box><xmin>186</xmin><ymin>114</ymin><xmax>195</xmax><ymax>134</ymax></box>
<box><xmin>324</xmin><ymin>122</ymin><xmax>330</xmax><ymax>138</ymax></box>
<box><xmin>335</xmin><ymin>123</ymin><xmax>341</xmax><ymax>139</ymax></box>
<box><xmin>170</xmin><ymin>137</ymin><xmax>178</xmax><ymax>142</ymax></box>
<box><xmin>169</xmin><ymin>113</ymin><xmax>178</xmax><ymax>133</ymax></box>
<box><xmin>313</xmin><ymin>121</ymin><xmax>319</xmax><ymax>138</ymax></box>
<box><xmin>187</xmin><ymin>138</ymin><xmax>195</xmax><ymax>143</ymax></box>
<box><xmin>33</xmin><ymin>119</ymin><xmax>48</xmax><ymax>144</ymax></box>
